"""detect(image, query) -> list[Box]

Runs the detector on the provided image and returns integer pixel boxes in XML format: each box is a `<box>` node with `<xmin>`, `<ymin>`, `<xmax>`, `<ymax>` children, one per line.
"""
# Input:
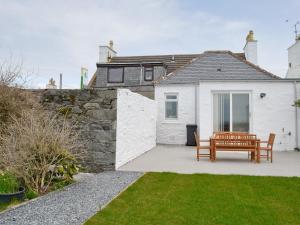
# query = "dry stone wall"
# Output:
<box><xmin>38</xmin><ymin>89</ymin><xmax>117</xmax><ymax>172</ymax></box>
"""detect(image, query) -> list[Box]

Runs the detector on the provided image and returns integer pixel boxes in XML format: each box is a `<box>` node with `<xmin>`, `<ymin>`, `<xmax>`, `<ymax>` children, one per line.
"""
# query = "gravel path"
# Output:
<box><xmin>0</xmin><ymin>171</ymin><xmax>143</xmax><ymax>225</ymax></box>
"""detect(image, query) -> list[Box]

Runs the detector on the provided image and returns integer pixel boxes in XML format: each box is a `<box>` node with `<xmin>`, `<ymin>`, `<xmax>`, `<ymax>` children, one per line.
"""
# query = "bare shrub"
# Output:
<box><xmin>0</xmin><ymin>86</ymin><xmax>38</xmax><ymax>134</ymax></box>
<box><xmin>0</xmin><ymin>110</ymin><xmax>81</xmax><ymax>194</ymax></box>
<box><xmin>0</xmin><ymin>59</ymin><xmax>37</xmax><ymax>135</ymax></box>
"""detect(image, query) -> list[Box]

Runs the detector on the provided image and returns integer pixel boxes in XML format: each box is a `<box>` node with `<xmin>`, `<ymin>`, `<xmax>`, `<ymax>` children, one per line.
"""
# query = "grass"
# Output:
<box><xmin>85</xmin><ymin>173</ymin><xmax>300</xmax><ymax>225</ymax></box>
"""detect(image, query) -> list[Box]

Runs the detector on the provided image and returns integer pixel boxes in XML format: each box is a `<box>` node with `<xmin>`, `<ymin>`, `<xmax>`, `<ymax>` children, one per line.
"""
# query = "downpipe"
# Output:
<box><xmin>294</xmin><ymin>81</ymin><xmax>300</xmax><ymax>151</ymax></box>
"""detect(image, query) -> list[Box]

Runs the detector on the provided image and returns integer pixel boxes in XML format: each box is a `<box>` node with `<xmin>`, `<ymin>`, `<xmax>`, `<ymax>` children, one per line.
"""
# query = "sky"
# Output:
<box><xmin>0</xmin><ymin>0</ymin><xmax>299</xmax><ymax>88</ymax></box>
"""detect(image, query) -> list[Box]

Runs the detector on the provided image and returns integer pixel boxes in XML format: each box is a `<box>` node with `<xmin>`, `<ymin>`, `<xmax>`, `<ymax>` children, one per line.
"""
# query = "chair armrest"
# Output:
<box><xmin>260</xmin><ymin>141</ymin><xmax>268</xmax><ymax>143</ymax></box>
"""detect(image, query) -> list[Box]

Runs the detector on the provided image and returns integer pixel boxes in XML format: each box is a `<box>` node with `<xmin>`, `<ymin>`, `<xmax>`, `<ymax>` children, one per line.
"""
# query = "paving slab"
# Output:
<box><xmin>119</xmin><ymin>145</ymin><xmax>300</xmax><ymax>177</ymax></box>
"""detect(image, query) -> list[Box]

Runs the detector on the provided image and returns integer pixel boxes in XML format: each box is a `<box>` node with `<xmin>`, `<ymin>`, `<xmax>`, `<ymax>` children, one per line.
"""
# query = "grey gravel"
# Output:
<box><xmin>0</xmin><ymin>171</ymin><xmax>143</xmax><ymax>225</ymax></box>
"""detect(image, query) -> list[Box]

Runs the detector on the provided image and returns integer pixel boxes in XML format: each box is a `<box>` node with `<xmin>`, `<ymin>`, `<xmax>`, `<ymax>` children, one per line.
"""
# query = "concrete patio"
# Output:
<box><xmin>119</xmin><ymin>145</ymin><xmax>300</xmax><ymax>177</ymax></box>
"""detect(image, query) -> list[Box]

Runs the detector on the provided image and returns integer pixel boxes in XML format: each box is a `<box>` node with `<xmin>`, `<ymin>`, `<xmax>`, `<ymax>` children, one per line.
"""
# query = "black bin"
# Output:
<box><xmin>186</xmin><ymin>124</ymin><xmax>197</xmax><ymax>146</ymax></box>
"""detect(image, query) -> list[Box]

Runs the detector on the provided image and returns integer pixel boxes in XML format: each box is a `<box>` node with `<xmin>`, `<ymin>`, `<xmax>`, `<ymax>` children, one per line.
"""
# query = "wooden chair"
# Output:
<box><xmin>260</xmin><ymin>133</ymin><xmax>276</xmax><ymax>163</ymax></box>
<box><xmin>194</xmin><ymin>132</ymin><xmax>211</xmax><ymax>161</ymax></box>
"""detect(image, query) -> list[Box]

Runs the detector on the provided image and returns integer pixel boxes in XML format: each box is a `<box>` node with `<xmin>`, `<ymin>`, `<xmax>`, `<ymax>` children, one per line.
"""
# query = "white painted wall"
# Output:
<box><xmin>198</xmin><ymin>81</ymin><xmax>296</xmax><ymax>151</ymax></box>
<box><xmin>286</xmin><ymin>39</ymin><xmax>300</xmax><ymax>78</ymax></box>
<box><xmin>156</xmin><ymin>81</ymin><xmax>298</xmax><ymax>151</ymax></box>
<box><xmin>116</xmin><ymin>89</ymin><xmax>157</xmax><ymax>168</ymax></box>
<box><xmin>155</xmin><ymin>85</ymin><xmax>196</xmax><ymax>144</ymax></box>
<box><xmin>243</xmin><ymin>40</ymin><xmax>258</xmax><ymax>65</ymax></box>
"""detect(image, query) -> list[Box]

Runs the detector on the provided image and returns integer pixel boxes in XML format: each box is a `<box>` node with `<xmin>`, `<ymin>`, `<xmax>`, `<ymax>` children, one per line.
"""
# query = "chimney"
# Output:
<box><xmin>99</xmin><ymin>40</ymin><xmax>117</xmax><ymax>63</ymax></box>
<box><xmin>286</xmin><ymin>36</ymin><xmax>300</xmax><ymax>78</ymax></box>
<box><xmin>243</xmin><ymin>30</ymin><xmax>258</xmax><ymax>65</ymax></box>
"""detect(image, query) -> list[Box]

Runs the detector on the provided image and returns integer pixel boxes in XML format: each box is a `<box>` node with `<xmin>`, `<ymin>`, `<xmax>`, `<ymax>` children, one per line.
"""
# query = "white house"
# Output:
<box><xmin>90</xmin><ymin>31</ymin><xmax>300</xmax><ymax>152</ymax></box>
<box><xmin>155</xmin><ymin>32</ymin><xmax>300</xmax><ymax>151</ymax></box>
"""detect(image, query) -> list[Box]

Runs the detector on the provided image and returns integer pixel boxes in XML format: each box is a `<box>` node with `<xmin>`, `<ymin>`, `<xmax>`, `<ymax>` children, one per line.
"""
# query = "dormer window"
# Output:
<box><xmin>107</xmin><ymin>67</ymin><xmax>124</xmax><ymax>83</ymax></box>
<box><xmin>144</xmin><ymin>66</ymin><xmax>154</xmax><ymax>81</ymax></box>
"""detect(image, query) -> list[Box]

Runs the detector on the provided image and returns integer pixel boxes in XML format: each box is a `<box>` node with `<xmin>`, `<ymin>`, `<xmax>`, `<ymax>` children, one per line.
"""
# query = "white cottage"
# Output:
<box><xmin>89</xmin><ymin>31</ymin><xmax>300</xmax><ymax>152</ymax></box>
<box><xmin>155</xmin><ymin>33</ymin><xmax>300</xmax><ymax>151</ymax></box>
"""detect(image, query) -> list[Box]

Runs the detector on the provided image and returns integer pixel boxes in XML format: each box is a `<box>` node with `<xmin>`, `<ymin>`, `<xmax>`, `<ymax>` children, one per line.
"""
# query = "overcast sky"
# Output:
<box><xmin>0</xmin><ymin>0</ymin><xmax>299</xmax><ymax>88</ymax></box>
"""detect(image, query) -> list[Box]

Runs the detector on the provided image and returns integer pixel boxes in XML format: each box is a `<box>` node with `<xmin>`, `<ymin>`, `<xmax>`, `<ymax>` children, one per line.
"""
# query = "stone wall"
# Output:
<box><xmin>38</xmin><ymin>89</ymin><xmax>117</xmax><ymax>172</ymax></box>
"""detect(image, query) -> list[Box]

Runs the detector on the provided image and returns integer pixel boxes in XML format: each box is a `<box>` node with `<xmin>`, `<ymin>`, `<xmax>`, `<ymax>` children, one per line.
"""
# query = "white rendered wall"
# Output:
<box><xmin>198</xmin><ymin>81</ymin><xmax>296</xmax><ymax>151</ymax></box>
<box><xmin>99</xmin><ymin>46</ymin><xmax>116</xmax><ymax>63</ymax></box>
<box><xmin>243</xmin><ymin>41</ymin><xmax>258</xmax><ymax>65</ymax></box>
<box><xmin>156</xmin><ymin>82</ymin><xmax>297</xmax><ymax>151</ymax></box>
<box><xmin>116</xmin><ymin>89</ymin><xmax>157</xmax><ymax>168</ymax></box>
<box><xmin>286</xmin><ymin>40</ymin><xmax>300</xmax><ymax>78</ymax></box>
<box><xmin>155</xmin><ymin>85</ymin><xmax>196</xmax><ymax>144</ymax></box>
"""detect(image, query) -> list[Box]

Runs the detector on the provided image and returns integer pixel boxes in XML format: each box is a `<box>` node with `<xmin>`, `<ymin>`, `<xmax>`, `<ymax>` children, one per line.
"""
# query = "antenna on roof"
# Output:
<box><xmin>294</xmin><ymin>21</ymin><xmax>300</xmax><ymax>40</ymax></box>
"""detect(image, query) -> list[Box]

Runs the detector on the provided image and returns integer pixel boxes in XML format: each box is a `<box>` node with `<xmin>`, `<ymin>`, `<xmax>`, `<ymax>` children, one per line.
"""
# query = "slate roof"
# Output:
<box><xmin>110</xmin><ymin>54</ymin><xmax>202</xmax><ymax>74</ymax></box>
<box><xmin>156</xmin><ymin>51</ymin><xmax>280</xmax><ymax>84</ymax></box>
<box><xmin>89</xmin><ymin>53</ymin><xmax>204</xmax><ymax>87</ymax></box>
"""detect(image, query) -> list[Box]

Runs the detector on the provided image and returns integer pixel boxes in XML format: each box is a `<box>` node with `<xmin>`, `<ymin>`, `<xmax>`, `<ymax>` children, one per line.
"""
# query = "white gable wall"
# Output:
<box><xmin>156</xmin><ymin>81</ymin><xmax>298</xmax><ymax>151</ymax></box>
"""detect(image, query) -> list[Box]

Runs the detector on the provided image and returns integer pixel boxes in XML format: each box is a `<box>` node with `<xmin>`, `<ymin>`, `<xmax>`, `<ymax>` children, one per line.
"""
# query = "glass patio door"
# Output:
<box><xmin>213</xmin><ymin>92</ymin><xmax>250</xmax><ymax>132</ymax></box>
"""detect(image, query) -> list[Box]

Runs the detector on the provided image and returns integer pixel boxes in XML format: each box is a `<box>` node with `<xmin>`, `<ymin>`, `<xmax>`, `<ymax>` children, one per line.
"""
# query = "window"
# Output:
<box><xmin>213</xmin><ymin>92</ymin><xmax>250</xmax><ymax>132</ymax></box>
<box><xmin>107</xmin><ymin>67</ymin><xmax>124</xmax><ymax>83</ymax></box>
<box><xmin>165</xmin><ymin>94</ymin><xmax>178</xmax><ymax>119</ymax></box>
<box><xmin>144</xmin><ymin>66</ymin><xmax>154</xmax><ymax>81</ymax></box>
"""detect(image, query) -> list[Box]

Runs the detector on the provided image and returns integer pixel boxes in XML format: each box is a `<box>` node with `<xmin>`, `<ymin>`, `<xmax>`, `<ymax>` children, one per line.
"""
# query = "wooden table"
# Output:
<box><xmin>210</xmin><ymin>133</ymin><xmax>261</xmax><ymax>163</ymax></box>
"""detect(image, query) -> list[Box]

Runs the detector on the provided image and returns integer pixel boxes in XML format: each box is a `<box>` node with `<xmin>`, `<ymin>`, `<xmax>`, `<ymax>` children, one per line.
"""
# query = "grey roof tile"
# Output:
<box><xmin>157</xmin><ymin>51</ymin><xmax>280</xmax><ymax>84</ymax></box>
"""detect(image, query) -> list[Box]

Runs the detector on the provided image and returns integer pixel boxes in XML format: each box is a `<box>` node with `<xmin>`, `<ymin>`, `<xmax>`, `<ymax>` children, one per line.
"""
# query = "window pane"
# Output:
<box><xmin>166</xmin><ymin>95</ymin><xmax>177</xmax><ymax>100</ymax></box>
<box><xmin>213</xmin><ymin>93</ymin><xmax>230</xmax><ymax>131</ymax></box>
<box><xmin>145</xmin><ymin>71</ymin><xmax>153</xmax><ymax>81</ymax></box>
<box><xmin>108</xmin><ymin>67</ymin><xmax>123</xmax><ymax>83</ymax></box>
<box><xmin>232</xmin><ymin>94</ymin><xmax>249</xmax><ymax>132</ymax></box>
<box><xmin>165</xmin><ymin>102</ymin><xmax>178</xmax><ymax>119</ymax></box>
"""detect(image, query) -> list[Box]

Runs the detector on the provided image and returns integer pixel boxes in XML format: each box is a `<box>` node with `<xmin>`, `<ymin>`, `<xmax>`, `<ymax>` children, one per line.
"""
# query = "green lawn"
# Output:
<box><xmin>85</xmin><ymin>173</ymin><xmax>300</xmax><ymax>225</ymax></box>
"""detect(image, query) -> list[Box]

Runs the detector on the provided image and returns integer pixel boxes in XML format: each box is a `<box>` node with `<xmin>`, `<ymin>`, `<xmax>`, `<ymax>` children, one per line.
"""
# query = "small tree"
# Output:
<box><xmin>0</xmin><ymin>110</ymin><xmax>81</xmax><ymax>194</ymax></box>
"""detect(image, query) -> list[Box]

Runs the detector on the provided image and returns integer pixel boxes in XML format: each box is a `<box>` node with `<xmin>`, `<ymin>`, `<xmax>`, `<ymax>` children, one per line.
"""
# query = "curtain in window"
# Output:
<box><xmin>213</xmin><ymin>93</ymin><xmax>230</xmax><ymax>132</ymax></box>
<box><xmin>232</xmin><ymin>94</ymin><xmax>249</xmax><ymax>132</ymax></box>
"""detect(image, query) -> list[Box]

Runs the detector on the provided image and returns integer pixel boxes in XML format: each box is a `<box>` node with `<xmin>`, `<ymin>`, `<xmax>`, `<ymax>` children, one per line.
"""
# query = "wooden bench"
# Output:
<box><xmin>211</xmin><ymin>132</ymin><xmax>260</xmax><ymax>163</ymax></box>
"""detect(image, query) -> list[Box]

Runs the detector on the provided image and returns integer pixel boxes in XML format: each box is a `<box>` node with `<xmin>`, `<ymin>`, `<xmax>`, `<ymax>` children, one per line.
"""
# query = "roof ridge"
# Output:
<box><xmin>111</xmin><ymin>53</ymin><xmax>202</xmax><ymax>59</ymax></box>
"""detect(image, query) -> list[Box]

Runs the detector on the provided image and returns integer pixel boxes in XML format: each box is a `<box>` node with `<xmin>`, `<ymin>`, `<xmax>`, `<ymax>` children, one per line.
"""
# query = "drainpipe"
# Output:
<box><xmin>294</xmin><ymin>81</ymin><xmax>299</xmax><ymax>150</ymax></box>
<box><xmin>140</xmin><ymin>64</ymin><xmax>143</xmax><ymax>86</ymax></box>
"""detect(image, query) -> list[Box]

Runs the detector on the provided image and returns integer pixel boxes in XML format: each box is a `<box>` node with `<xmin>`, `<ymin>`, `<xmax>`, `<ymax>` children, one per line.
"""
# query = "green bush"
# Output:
<box><xmin>0</xmin><ymin>171</ymin><xmax>20</xmax><ymax>194</ymax></box>
<box><xmin>25</xmin><ymin>189</ymin><xmax>39</xmax><ymax>200</ymax></box>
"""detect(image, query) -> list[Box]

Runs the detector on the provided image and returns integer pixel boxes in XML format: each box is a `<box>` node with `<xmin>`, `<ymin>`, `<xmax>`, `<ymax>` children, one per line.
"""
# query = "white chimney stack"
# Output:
<box><xmin>286</xmin><ymin>36</ymin><xmax>300</xmax><ymax>78</ymax></box>
<box><xmin>243</xmin><ymin>30</ymin><xmax>258</xmax><ymax>65</ymax></box>
<box><xmin>99</xmin><ymin>40</ymin><xmax>117</xmax><ymax>63</ymax></box>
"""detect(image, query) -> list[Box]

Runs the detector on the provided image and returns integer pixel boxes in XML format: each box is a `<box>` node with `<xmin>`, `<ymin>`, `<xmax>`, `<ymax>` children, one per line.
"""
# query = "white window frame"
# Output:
<box><xmin>165</xmin><ymin>93</ymin><xmax>178</xmax><ymax>120</ymax></box>
<box><xmin>212</xmin><ymin>91</ymin><xmax>252</xmax><ymax>132</ymax></box>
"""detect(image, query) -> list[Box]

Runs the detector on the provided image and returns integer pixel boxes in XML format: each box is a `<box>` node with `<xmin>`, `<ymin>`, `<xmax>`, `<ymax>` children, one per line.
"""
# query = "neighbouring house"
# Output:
<box><xmin>286</xmin><ymin>35</ymin><xmax>300</xmax><ymax>78</ymax></box>
<box><xmin>88</xmin><ymin>31</ymin><xmax>300</xmax><ymax>152</ymax></box>
<box><xmin>88</xmin><ymin>41</ymin><xmax>245</xmax><ymax>99</ymax></box>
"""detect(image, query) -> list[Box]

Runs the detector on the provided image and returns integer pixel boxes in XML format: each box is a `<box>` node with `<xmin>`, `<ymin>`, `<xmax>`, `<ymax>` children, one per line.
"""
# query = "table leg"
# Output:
<box><xmin>256</xmin><ymin>141</ymin><xmax>260</xmax><ymax>163</ymax></box>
